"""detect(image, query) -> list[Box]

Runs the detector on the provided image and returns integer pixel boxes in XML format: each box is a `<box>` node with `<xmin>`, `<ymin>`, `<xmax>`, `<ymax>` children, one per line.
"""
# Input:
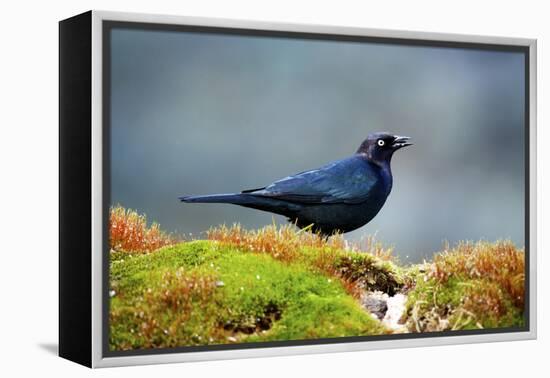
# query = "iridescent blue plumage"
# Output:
<box><xmin>180</xmin><ymin>132</ymin><xmax>411</xmax><ymax>235</ymax></box>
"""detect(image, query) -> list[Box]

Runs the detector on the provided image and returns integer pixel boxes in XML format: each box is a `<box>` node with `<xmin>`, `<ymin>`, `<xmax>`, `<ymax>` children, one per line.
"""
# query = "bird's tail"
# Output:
<box><xmin>179</xmin><ymin>193</ymin><xmax>302</xmax><ymax>217</ymax></box>
<box><xmin>179</xmin><ymin>193</ymin><xmax>250</xmax><ymax>204</ymax></box>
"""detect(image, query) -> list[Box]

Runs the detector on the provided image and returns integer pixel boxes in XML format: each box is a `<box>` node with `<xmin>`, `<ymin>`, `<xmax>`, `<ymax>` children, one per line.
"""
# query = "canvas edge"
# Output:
<box><xmin>91</xmin><ymin>10</ymin><xmax>103</xmax><ymax>369</ymax></box>
<box><xmin>59</xmin><ymin>10</ymin><xmax>94</xmax><ymax>368</ymax></box>
<box><xmin>89</xmin><ymin>10</ymin><xmax>537</xmax><ymax>368</ymax></box>
<box><xmin>528</xmin><ymin>39</ymin><xmax>537</xmax><ymax>341</ymax></box>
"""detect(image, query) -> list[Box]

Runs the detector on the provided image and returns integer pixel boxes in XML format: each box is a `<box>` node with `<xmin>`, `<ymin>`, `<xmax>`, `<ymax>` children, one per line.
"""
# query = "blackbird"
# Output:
<box><xmin>180</xmin><ymin>132</ymin><xmax>412</xmax><ymax>235</ymax></box>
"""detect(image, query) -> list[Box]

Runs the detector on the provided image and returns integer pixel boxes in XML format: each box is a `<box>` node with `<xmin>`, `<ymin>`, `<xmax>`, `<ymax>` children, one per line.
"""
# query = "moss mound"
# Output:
<box><xmin>108</xmin><ymin>207</ymin><xmax>526</xmax><ymax>351</ymax></box>
<box><xmin>401</xmin><ymin>241</ymin><xmax>525</xmax><ymax>332</ymax></box>
<box><xmin>109</xmin><ymin>241</ymin><xmax>389</xmax><ymax>351</ymax></box>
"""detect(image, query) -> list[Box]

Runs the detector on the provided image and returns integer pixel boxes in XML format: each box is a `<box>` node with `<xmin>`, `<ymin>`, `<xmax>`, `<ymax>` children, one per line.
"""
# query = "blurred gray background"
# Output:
<box><xmin>109</xmin><ymin>28</ymin><xmax>525</xmax><ymax>262</ymax></box>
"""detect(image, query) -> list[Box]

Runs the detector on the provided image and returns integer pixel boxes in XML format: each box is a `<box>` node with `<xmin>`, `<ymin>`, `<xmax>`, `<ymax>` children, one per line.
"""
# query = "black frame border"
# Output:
<box><xmin>101</xmin><ymin>20</ymin><xmax>531</xmax><ymax>358</ymax></box>
<box><xmin>59</xmin><ymin>11</ymin><xmax>93</xmax><ymax>367</ymax></box>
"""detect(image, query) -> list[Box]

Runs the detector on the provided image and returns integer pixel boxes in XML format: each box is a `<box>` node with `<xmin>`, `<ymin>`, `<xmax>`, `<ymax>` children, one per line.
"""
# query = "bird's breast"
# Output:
<box><xmin>377</xmin><ymin>165</ymin><xmax>393</xmax><ymax>197</ymax></box>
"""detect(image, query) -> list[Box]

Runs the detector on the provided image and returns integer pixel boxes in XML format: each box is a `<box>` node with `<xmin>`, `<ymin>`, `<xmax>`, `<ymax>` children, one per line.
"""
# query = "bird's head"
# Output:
<box><xmin>357</xmin><ymin>132</ymin><xmax>412</xmax><ymax>165</ymax></box>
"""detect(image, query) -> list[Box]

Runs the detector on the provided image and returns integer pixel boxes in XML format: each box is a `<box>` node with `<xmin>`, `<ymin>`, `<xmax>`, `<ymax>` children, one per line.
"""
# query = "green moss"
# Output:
<box><xmin>331</xmin><ymin>251</ymin><xmax>403</xmax><ymax>294</ymax></box>
<box><xmin>110</xmin><ymin>231</ymin><xmax>525</xmax><ymax>351</ymax></box>
<box><xmin>109</xmin><ymin>241</ymin><xmax>388</xmax><ymax>351</ymax></box>
<box><xmin>401</xmin><ymin>241</ymin><xmax>525</xmax><ymax>333</ymax></box>
<box><xmin>256</xmin><ymin>294</ymin><xmax>385</xmax><ymax>341</ymax></box>
<box><xmin>403</xmin><ymin>273</ymin><xmax>524</xmax><ymax>332</ymax></box>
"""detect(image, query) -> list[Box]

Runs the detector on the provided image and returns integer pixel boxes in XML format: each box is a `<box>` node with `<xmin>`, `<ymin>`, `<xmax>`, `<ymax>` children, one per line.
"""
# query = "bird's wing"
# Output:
<box><xmin>248</xmin><ymin>156</ymin><xmax>380</xmax><ymax>204</ymax></box>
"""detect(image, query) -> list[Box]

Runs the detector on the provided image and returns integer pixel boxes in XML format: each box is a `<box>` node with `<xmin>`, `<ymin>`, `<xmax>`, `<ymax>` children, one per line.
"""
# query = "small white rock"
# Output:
<box><xmin>382</xmin><ymin>293</ymin><xmax>408</xmax><ymax>332</ymax></box>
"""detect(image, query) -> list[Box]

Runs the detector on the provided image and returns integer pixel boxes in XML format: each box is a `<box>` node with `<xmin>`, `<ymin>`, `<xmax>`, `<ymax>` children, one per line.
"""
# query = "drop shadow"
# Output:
<box><xmin>38</xmin><ymin>343</ymin><xmax>58</xmax><ymax>356</ymax></box>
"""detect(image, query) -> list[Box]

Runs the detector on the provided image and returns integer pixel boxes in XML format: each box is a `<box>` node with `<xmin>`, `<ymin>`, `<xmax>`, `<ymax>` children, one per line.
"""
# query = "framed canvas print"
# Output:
<box><xmin>59</xmin><ymin>10</ymin><xmax>537</xmax><ymax>368</ymax></box>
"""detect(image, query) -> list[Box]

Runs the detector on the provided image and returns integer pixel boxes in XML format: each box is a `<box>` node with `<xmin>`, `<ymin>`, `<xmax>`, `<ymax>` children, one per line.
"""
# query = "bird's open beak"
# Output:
<box><xmin>392</xmin><ymin>135</ymin><xmax>413</xmax><ymax>149</ymax></box>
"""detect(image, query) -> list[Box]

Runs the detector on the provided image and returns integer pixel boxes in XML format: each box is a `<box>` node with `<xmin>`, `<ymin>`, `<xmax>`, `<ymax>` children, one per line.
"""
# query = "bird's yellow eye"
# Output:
<box><xmin>377</xmin><ymin>139</ymin><xmax>385</xmax><ymax>147</ymax></box>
